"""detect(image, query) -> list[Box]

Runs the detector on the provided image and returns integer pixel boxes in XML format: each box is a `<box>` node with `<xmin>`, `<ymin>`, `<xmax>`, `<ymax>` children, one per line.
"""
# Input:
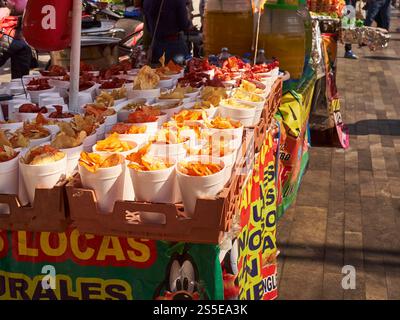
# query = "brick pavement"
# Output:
<box><xmin>277</xmin><ymin>13</ymin><xmax>400</xmax><ymax>300</ymax></box>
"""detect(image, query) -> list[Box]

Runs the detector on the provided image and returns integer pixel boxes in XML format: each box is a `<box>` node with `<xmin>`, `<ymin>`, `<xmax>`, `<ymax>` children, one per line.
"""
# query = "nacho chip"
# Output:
<box><xmin>79</xmin><ymin>152</ymin><xmax>123</xmax><ymax>173</ymax></box>
<box><xmin>109</xmin><ymin>123</ymin><xmax>147</xmax><ymax>135</ymax></box>
<box><xmin>51</xmin><ymin>130</ymin><xmax>87</xmax><ymax>149</ymax></box>
<box><xmin>96</xmin><ymin>91</ymin><xmax>115</xmax><ymax>108</ymax></box>
<box><xmin>126</xmin><ymin>143</ymin><xmax>172</xmax><ymax>171</ymax></box>
<box><xmin>133</xmin><ymin>66</ymin><xmax>160</xmax><ymax>90</ymax></box>
<box><xmin>23</xmin><ymin>145</ymin><xmax>65</xmax><ymax>165</ymax></box>
<box><xmin>0</xmin><ymin>145</ymin><xmax>18</xmax><ymax>162</ymax></box>
<box><xmin>72</xmin><ymin>115</ymin><xmax>97</xmax><ymax>136</ymax></box>
<box><xmin>171</xmin><ymin>110</ymin><xmax>207</xmax><ymax>123</ymax></box>
<box><xmin>95</xmin><ymin>133</ymin><xmax>133</xmax><ymax>152</ymax></box>
<box><xmin>233</xmin><ymin>89</ymin><xmax>264</xmax><ymax>102</ymax></box>
<box><xmin>127</xmin><ymin>106</ymin><xmax>161</xmax><ymax>124</ymax></box>
<box><xmin>205</xmin><ymin>116</ymin><xmax>241</xmax><ymax>129</ymax></box>
<box><xmin>178</xmin><ymin>161</ymin><xmax>222</xmax><ymax>176</ymax></box>
<box><xmin>153</xmin><ymin>128</ymin><xmax>187</xmax><ymax>144</ymax></box>
<box><xmin>17</xmin><ymin>123</ymin><xmax>50</xmax><ymax>140</ymax></box>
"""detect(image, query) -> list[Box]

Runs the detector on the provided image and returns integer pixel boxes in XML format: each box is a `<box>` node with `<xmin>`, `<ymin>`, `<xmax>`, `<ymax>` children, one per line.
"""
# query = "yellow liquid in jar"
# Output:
<box><xmin>204</xmin><ymin>11</ymin><xmax>254</xmax><ymax>56</ymax></box>
<box><xmin>259</xmin><ymin>33</ymin><xmax>305</xmax><ymax>79</ymax></box>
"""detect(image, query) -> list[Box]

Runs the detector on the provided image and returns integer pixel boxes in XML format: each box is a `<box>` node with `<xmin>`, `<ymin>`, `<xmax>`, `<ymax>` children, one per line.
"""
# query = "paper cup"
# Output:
<box><xmin>130</xmin><ymin>162</ymin><xmax>177</xmax><ymax>203</ymax></box>
<box><xmin>0</xmin><ymin>155</ymin><xmax>19</xmax><ymax>214</ymax></box>
<box><xmin>44</xmin><ymin>124</ymin><xmax>60</xmax><ymax>139</ymax></box>
<box><xmin>82</xmin><ymin>83</ymin><xmax>100</xmax><ymax>100</ymax></box>
<box><xmin>127</xmin><ymin>88</ymin><xmax>161</xmax><ymax>101</ymax></box>
<box><xmin>106</xmin><ymin>132</ymin><xmax>150</xmax><ymax>147</ymax></box>
<box><xmin>96</xmin><ymin>123</ymin><xmax>106</xmax><ymax>140</ymax></box>
<box><xmin>19</xmin><ymin>154</ymin><xmax>67</xmax><ymax>205</ymax></box>
<box><xmin>153</xmin><ymin>101</ymin><xmax>183</xmax><ymax>119</ymax></box>
<box><xmin>104</xmin><ymin>113</ymin><xmax>118</xmax><ymax>132</ymax></box>
<box><xmin>28</xmin><ymin>135</ymin><xmax>52</xmax><ymax>148</ymax></box>
<box><xmin>79</xmin><ymin>160</ymin><xmax>125</xmax><ymax>213</ymax></box>
<box><xmin>28</xmin><ymin>87</ymin><xmax>56</xmax><ymax>104</ymax></box>
<box><xmin>92</xmin><ymin>140</ymin><xmax>138</xmax><ymax>202</ymax></box>
<box><xmin>176</xmin><ymin>155</ymin><xmax>226</xmax><ymax>216</ymax></box>
<box><xmin>220</xmin><ymin>103</ymin><xmax>257</xmax><ymax>127</ymax></box>
<box><xmin>125</xmin><ymin>121</ymin><xmax>158</xmax><ymax>135</ymax></box>
<box><xmin>78</xmin><ymin>92</ymin><xmax>93</xmax><ymax>109</ymax></box>
<box><xmin>0</xmin><ymin>121</ymin><xmax>24</xmax><ymax>132</ymax></box>
<box><xmin>205</xmin><ymin>127</ymin><xmax>244</xmax><ymax>151</ymax></box>
<box><xmin>83</xmin><ymin>132</ymin><xmax>98</xmax><ymax>152</ymax></box>
<box><xmin>115</xmin><ymin>98</ymin><xmax>147</xmax><ymax>115</ymax></box>
<box><xmin>150</xmin><ymin>141</ymin><xmax>188</xmax><ymax>163</ymax></box>
<box><xmin>61</xmin><ymin>144</ymin><xmax>84</xmax><ymax>177</ymax></box>
<box><xmin>92</xmin><ymin>140</ymin><xmax>138</xmax><ymax>158</ymax></box>
<box><xmin>40</xmin><ymin>96</ymin><xmax>64</xmax><ymax>107</ymax></box>
<box><xmin>158</xmin><ymin>77</ymin><xmax>174</xmax><ymax>89</ymax></box>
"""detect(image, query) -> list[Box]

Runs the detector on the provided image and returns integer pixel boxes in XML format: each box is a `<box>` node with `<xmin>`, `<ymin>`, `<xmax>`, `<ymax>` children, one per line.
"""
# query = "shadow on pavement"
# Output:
<box><xmin>347</xmin><ymin>119</ymin><xmax>400</xmax><ymax>136</ymax></box>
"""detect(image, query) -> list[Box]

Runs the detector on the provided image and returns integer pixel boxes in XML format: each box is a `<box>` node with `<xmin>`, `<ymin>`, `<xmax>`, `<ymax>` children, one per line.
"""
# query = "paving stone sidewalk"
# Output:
<box><xmin>277</xmin><ymin>13</ymin><xmax>400</xmax><ymax>300</ymax></box>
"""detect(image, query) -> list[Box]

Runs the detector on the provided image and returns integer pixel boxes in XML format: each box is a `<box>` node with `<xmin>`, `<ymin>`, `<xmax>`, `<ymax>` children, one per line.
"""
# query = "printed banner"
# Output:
<box><xmin>236</xmin><ymin>133</ymin><xmax>278</xmax><ymax>300</ymax></box>
<box><xmin>0</xmin><ymin>231</ymin><xmax>223</xmax><ymax>300</ymax></box>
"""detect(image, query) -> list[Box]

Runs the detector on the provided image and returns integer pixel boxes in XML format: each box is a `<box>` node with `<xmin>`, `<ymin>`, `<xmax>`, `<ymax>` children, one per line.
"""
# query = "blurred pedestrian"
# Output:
<box><xmin>365</xmin><ymin>0</ymin><xmax>391</xmax><ymax>30</ymax></box>
<box><xmin>344</xmin><ymin>0</ymin><xmax>358</xmax><ymax>59</ymax></box>
<box><xmin>143</xmin><ymin>0</ymin><xmax>190</xmax><ymax>64</ymax></box>
<box><xmin>0</xmin><ymin>0</ymin><xmax>32</xmax><ymax>79</ymax></box>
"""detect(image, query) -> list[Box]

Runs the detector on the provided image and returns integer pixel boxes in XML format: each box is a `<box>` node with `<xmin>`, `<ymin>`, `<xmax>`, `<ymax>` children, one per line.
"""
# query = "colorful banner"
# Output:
<box><xmin>276</xmin><ymin>84</ymin><xmax>314</xmax><ymax>217</ymax></box>
<box><xmin>236</xmin><ymin>133</ymin><xmax>278</xmax><ymax>300</ymax></box>
<box><xmin>0</xmin><ymin>231</ymin><xmax>223</xmax><ymax>300</ymax></box>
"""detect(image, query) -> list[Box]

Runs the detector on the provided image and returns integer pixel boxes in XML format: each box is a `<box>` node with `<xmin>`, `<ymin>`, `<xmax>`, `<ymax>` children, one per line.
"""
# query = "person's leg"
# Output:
<box><xmin>0</xmin><ymin>35</ymin><xmax>12</xmax><ymax>68</ymax></box>
<box><xmin>365</xmin><ymin>0</ymin><xmax>385</xmax><ymax>26</ymax></box>
<box><xmin>378</xmin><ymin>0</ymin><xmax>391</xmax><ymax>30</ymax></box>
<box><xmin>9</xmin><ymin>38</ymin><xmax>32</xmax><ymax>79</ymax></box>
<box><xmin>344</xmin><ymin>43</ymin><xmax>358</xmax><ymax>59</ymax></box>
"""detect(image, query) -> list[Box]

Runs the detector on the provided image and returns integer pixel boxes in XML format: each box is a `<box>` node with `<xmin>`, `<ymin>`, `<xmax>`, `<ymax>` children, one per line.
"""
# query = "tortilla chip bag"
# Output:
<box><xmin>79</xmin><ymin>152</ymin><xmax>123</xmax><ymax>173</ymax></box>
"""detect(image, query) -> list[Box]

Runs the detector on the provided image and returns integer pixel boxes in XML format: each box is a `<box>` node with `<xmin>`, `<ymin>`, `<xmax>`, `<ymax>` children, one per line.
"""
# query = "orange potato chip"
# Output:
<box><xmin>171</xmin><ymin>110</ymin><xmax>207</xmax><ymax>123</ymax></box>
<box><xmin>79</xmin><ymin>152</ymin><xmax>123</xmax><ymax>173</ymax></box>
<box><xmin>109</xmin><ymin>123</ymin><xmax>147</xmax><ymax>135</ymax></box>
<box><xmin>95</xmin><ymin>133</ymin><xmax>133</xmax><ymax>152</ymax></box>
<box><xmin>205</xmin><ymin>116</ymin><xmax>241</xmax><ymax>129</ymax></box>
<box><xmin>179</xmin><ymin>161</ymin><xmax>222</xmax><ymax>177</ymax></box>
<box><xmin>126</xmin><ymin>143</ymin><xmax>172</xmax><ymax>171</ymax></box>
<box><xmin>153</xmin><ymin>128</ymin><xmax>188</xmax><ymax>144</ymax></box>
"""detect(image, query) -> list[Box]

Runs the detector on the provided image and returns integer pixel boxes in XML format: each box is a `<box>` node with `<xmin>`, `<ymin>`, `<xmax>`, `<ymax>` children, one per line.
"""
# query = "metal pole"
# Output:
<box><xmin>69</xmin><ymin>0</ymin><xmax>82</xmax><ymax>113</ymax></box>
<box><xmin>253</xmin><ymin>12</ymin><xmax>261</xmax><ymax>65</ymax></box>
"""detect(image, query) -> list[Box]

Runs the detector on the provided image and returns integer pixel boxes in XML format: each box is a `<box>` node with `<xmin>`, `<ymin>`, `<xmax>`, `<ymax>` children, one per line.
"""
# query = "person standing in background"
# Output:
<box><xmin>364</xmin><ymin>0</ymin><xmax>391</xmax><ymax>30</ymax></box>
<box><xmin>344</xmin><ymin>0</ymin><xmax>358</xmax><ymax>59</ymax></box>
<box><xmin>0</xmin><ymin>0</ymin><xmax>32</xmax><ymax>79</ymax></box>
<box><xmin>143</xmin><ymin>0</ymin><xmax>191</xmax><ymax>64</ymax></box>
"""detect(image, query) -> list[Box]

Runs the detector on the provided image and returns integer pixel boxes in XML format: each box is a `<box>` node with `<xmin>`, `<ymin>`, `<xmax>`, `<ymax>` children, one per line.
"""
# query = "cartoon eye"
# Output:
<box><xmin>181</xmin><ymin>260</ymin><xmax>195</xmax><ymax>293</ymax></box>
<box><xmin>169</xmin><ymin>260</ymin><xmax>181</xmax><ymax>292</ymax></box>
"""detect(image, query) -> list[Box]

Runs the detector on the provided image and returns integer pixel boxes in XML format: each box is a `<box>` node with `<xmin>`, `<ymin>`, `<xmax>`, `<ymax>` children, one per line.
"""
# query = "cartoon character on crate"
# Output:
<box><xmin>153</xmin><ymin>244</ymin><xmax>208</xmax><ymax>300</ymax></box>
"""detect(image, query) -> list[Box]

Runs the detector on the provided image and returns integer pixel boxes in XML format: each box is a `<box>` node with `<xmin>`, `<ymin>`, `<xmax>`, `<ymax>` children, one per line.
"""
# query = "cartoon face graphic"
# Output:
<box><xmin>154</xmin><ymin>252</ymin><xmax>204</xmax><ymax>300</ymax></box>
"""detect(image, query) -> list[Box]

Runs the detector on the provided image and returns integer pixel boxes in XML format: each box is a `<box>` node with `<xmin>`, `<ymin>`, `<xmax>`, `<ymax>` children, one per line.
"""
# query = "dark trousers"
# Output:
<box><xmin>151</xmin><ymin>34</ymin><xmax>189</xmax><ymax>64</ymax></box>
<box><xmin>0</xmin><ymin>35</ymin><xmax>32</xmax><ymax>79</ymax></box>
<box><xmin>365</xmin><ymin>0</ymin><xmax>391</xmax><ymax>30</ymax></box>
